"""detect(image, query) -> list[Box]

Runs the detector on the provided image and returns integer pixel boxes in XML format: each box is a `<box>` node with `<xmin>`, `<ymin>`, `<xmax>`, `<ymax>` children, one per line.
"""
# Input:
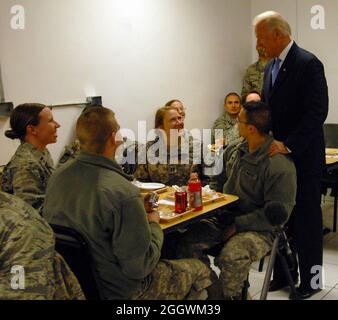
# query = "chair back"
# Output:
<box><xmin>323</xmin><ymin>123</ymin><xmax>338</xmax><ymax>148</ymax></box>
<box><xmin>50</xmin><ymin>224</ymin><xmax>101</xmax><ymax>300</ymax></box>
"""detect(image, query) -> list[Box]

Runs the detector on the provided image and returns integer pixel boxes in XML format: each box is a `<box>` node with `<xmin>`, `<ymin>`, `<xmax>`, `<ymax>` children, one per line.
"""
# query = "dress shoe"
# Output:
<box><xmin>269</xmin><ymin>278</ymin><xmax>298</xmax><ymax>292</ymax></box>
<box><xmin>289</xmin><ymin>287</ymin><xmax>322</xmax><ymax>300</ymax></box>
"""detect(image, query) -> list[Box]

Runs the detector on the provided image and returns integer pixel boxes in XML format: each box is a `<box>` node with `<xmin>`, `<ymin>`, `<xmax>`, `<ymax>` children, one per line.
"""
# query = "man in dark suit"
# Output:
<box><xmin>254</xmin><ymin>11</ymin><xmax>329</xmax><ymax>299</ymax></box>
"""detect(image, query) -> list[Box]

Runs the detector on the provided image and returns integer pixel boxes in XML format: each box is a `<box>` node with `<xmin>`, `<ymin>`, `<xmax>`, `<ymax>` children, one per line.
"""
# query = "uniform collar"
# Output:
<box><xmin>77</xmin><ymin>151</ymin><xmax>133</xmax><ymax>181</ymax></box>
<box><xmin>19</xmin><ymin>142</ymin><xmax>48</xmax><ymax>161</ymax></box>
<box><xmin>238</xmin><ymin>136</ymin><xmax>274</xmax><ymax>165</ymax></box>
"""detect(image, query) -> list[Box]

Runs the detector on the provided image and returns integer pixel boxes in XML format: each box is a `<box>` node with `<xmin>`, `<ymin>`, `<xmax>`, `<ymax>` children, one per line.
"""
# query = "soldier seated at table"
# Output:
<box><xmin>1</xmin><ymin>103</ymin><xmax>60</xmax><ymax>212</ymax></box>
<box><xmin>134</xmin><ymin>106</ymin><xmax>214</xmax><ymax>187</ymax></box>
<box><xmin>177</xmin><ymin>101</ymin><xmax>297</xmax><ymax>299</ymax></box>
<box><xmin>43</xmin><ymin>106</ymin><xmax>215</xmax><ymax>300</ymax></box>
<box><xmin>211</xmin><ymin>92</ymin><xmax>242</xmax><ymax>148</ymax></box>
<box><xmin>0</xmin><ymin>191</ymin><xmax>84</xmax><ymax>300</ymax></box>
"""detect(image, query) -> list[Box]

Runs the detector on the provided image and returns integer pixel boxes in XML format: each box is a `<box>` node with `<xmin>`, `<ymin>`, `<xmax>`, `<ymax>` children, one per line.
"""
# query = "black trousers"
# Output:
<box><xmin>273</xmin><ymin>173</ymin><xmax>323</xmax><ymax>290</ymax></box>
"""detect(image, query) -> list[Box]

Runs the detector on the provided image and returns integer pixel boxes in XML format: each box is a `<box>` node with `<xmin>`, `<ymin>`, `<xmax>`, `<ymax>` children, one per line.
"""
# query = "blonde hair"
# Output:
<box><xmin>76</xmin><ymin>107</ymin><xmax>119</xmax><ymax>154</ymax></box>
<box><xmin>253</xmin><ymin>11</ymin><xmax>291</xmax><ymax>36</ymax></box>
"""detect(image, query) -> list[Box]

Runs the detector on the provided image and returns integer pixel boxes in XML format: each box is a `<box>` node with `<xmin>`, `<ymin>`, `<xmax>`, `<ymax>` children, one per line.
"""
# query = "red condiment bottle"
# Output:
<box><xmin>188</xmin><ymin>173</ymin><xmax>203</xmax><ymax>211</ymax></box>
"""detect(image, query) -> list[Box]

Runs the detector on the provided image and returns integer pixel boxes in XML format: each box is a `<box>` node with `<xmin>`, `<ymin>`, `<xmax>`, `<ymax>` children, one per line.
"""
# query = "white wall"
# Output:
<box><xmin>251</xmin><ymin>0</ymin><xmax>338</xmax><ymax>124</ymax></box>
<box><xmin>0</xmin><ymin>0</ymin><xmax>252</xmax><ymax>164</ymax></box>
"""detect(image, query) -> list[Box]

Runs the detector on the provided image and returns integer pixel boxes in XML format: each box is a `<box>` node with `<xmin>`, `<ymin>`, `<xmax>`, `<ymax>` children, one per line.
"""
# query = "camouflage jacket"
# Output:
<box><xmin>241</xmin><ymin>60</ymin><xmax>268</xmax><ymax>97</ymax></box>
<box><xmin>210</xmin><ymin>136</ymin><xmax>297</xmax><ymax>233</ymax></box>
<box><xmin>211</xmin><ymin>112</ymin><xmax>241</xmax><ymax>146</ymax></box>
<box><xmin>134</xmin><ymin>135</ymin><xmax>214</xmax><ymax>186</ymax></box>
<box><xmin>0</xmin><ymin>192</ymin><xmax>84</xmax><ymax>300</ymax></box>
<box><xmin>43</xmin><ymin>151</ymin><xmax>163</xmax><ymax>300</ymax></box>
<box><xmin>1</xmin><ymin>142</ymin><xmax>54</xmax><ymax>211</ymax></box>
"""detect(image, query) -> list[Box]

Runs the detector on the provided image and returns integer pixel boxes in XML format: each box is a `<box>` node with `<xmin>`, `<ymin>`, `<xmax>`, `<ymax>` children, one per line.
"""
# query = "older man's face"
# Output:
<box><xmin>255</xmin><ymin>22</ymin><xmax>279</xmax><ymax>58</ymax></box>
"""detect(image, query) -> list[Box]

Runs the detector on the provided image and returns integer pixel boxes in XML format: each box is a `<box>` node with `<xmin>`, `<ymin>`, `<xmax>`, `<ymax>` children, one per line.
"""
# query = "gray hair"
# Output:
<box><xmin>253</xmin><ymin>11</ymin><xmax>291</xmax><ymax>36</ymax></box>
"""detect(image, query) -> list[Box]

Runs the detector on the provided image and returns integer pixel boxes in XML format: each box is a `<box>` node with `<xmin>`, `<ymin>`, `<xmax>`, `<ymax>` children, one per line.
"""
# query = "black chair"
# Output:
<box><xmin>260</xmin><ymin>227</ymin><xmax>299</xmax><ymax>300</ymax></box>
<box><xmin>322</xmin><ymin>123</ymin><xmax>338</xmax><ymax>232</ymax></box>
<box><xmin>50</xmin><ymin>224</ymin><xmax>101</xmax><ymax>300</ymax></box>
<box><xmin>323</xmin><ymin>124</ymin><xmax>338</xmax><ymax>148</ymax></box>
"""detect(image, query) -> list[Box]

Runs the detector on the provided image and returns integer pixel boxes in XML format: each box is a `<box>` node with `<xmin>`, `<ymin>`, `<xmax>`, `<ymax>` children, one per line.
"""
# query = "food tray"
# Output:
<box><xmin>140</xmin><ymin>186</ymin><xmax>168</xmax><ymax>195</ymax></box>
<box><xmin>158</xmin><ymin>204</ymin><xmax>195</xmax><ymax>222</ymax></box>
<box><xmin>158</xmin><ymin>192</ymin><xmax>227</xmax><ymax>222</ymax></box>
<box><xmin>164</xmin><ymin>192</ymin><xmax>226</xmax><ymax>206</ymax></box>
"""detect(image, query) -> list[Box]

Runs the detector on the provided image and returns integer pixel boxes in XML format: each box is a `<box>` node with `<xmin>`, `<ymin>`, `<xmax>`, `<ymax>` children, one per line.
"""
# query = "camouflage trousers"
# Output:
<box><xmin>133</xmin><ymin>259</ymin><xmax>213</xmax><ymax>300</ymax></box>
<box><xmin>177</xmin><ymin>218</ymin><xmax>273</xmax><ymax>298</ymax></box>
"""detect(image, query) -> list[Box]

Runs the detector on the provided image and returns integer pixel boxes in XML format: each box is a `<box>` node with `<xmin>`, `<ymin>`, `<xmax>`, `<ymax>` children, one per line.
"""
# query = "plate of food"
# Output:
<box><xmin>138</xmin><ymin>182</ymin><xmax>166</xmax><ymax>191</ymax></box>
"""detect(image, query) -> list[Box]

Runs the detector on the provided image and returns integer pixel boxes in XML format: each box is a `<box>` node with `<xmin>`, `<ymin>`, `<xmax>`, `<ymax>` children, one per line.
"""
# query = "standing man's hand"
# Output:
<box><xmin>268</xmin><ymin>140</ymin><xmax>290</xmax><ymax>157</ymax></box>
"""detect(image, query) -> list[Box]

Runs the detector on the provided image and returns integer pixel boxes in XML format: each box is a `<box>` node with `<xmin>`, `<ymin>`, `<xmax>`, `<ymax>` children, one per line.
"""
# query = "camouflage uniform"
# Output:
<box><xmin>211</xmin><ymin>112</ymin><xmax>241</xmax><ymax>146</ymax></box>
<box><xmin>177</xmin><ymin>137</ymin><xmax>297</xmax><ymax>298</ymax></box>
<box><xmin>177</xmin><ymin>218</ymin><xmax>273</xmax><ymax>298</ymax></box>
<box><xmin>1</xmin><ymin>142</ymin><xmax>54</xmax><ymax>211</ymax></box>
<box><xmin>0</xmin><ymin>191</ymin><xmax>85</xmax><ymax>300</ymax></box>
<box><xmin>133</xmin><ymin>259</ymin><xmax>213</xmax><ymax>300</ymax></box>
<box><xmin>241</xmin><ymin>60</ymin><xmax>268</xmax><ymax>97</ymax></box>
<box><xmin>134</xmin><ymin>134</ymin><xmax>214</xmax><ymax>186</ymax></box>
<box><xmin>116</xmin><ymin>139</ymin><xmax>144</xmax><ymax>175</ymax></box>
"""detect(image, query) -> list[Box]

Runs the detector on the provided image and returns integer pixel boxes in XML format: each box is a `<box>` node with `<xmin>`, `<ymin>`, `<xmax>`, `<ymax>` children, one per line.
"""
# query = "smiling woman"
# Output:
<box><xmin>1</xmin><ymin>104</ymin><xmax>60</xmax><ymax>211</ymax></box>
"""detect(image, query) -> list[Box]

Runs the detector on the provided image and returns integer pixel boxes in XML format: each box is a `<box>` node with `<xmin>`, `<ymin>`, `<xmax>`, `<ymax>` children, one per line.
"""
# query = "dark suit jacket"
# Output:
<box><xmin>262</xmin><ymin>42</ymin><xmax>329</xmax><ymax>177</ymax></box>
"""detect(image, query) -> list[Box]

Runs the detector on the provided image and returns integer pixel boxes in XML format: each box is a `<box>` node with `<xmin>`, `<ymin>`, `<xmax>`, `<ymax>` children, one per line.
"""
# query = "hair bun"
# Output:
<box><xmin>4</xmin><ymin>129</ymin><xmax>20</xmax><ymax>140</ymax></box>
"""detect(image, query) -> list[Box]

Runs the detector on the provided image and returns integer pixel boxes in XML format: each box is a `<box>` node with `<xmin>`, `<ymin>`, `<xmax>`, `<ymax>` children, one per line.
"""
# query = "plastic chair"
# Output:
<box><xmin>50</xmin><ymin>224</ymin><xmax>101</xmax><ymax>300</ymax></box>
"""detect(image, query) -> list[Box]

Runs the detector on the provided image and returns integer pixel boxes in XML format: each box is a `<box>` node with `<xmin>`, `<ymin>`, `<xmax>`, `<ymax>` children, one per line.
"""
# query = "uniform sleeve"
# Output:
<box><xmin>209</xmin><ymin>147</ymin><xmax>231</xmax><ymax>192</ymax></box>
<box><xmin>241</xmin><ymin>68</ymin><xmax>251</xmax><ymax>97</ymax></box>
<box><xmin>211</xmin><ymin>116</ymin><xmax>225</xmax><ymax>145</ymax></box>
<box><xmin>235</xmin><ymin>159</ymin><xmax>297</xmax><ymax>232</ymax></box>
<box><xmin>11</xmin><ymin>164</ymin><xmax>46</xmax><ymax>211</ymax></box>
<box><xmin>133</xmin><ymin>144</ymin><xmax>151</xmax><ymax>182</ymax></box>
<box><xmin>112</xmin><ymin>196</ymin><xmax>163</xmax><ymax>280</ymax></box>
<box><xmin>134</xmin><ymin>164</ymin><xmax>151</xmax><ymax>182</ymax></box>
<box><xmin>0</xmin><ymin>215</ymin><xmax>56</xmax><ymax>300</ymax></box>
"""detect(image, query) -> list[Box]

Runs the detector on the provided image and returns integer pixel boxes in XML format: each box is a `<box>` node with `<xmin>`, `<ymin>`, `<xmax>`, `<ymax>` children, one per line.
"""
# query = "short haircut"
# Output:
<box><xmin>76</xmin><ymin>106</ymin><xmax>119</xmax><ymax>154</ymax></box>
<box><xmin>242</xmin><ymin>101</ymin><xmax>271</xmax><ymax>135</ymax></box>
<box><xmin>5</xmin><ymin>103</ymin><xmax>46</xmax><ymax>141</ymax></box>
<box><xmin>224</xmin><ymin>92</ymin><xmax>241</xmax><ymax>104</ymax></box>
<box><xmin>165</xmin><ymin>99</ymin><xmax>181</xmax><ymax>107</ymax></box>
<box><xmin>241</xmin><ymin>90</ymin><xmax>262</xmax><ymax>104</ymax></box>
<box><xmin>253</xmin><ymin>11</ymin><xmax>291</xmax><ymax>36</ymax></box>
<box><xmin>154</xmin><ymin>106</ymin><xmax>177</xmax><ymax>129</ymax></box>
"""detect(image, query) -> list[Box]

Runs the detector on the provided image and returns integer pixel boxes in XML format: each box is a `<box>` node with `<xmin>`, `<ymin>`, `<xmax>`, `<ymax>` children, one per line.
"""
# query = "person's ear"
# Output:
<box><xmin>274</xmin><ymin>29</ymin><xmax>282</xmax><ymax>40</ymax></box>
<box><xmin>248</xmin><ymin>124</ymin><xmax>256</xmax><ymax>134</ymax></box>
<box><xmin>26</xmin><ymin>124</ymin><xmax>37</xmax><ymax>136</ymax></box>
